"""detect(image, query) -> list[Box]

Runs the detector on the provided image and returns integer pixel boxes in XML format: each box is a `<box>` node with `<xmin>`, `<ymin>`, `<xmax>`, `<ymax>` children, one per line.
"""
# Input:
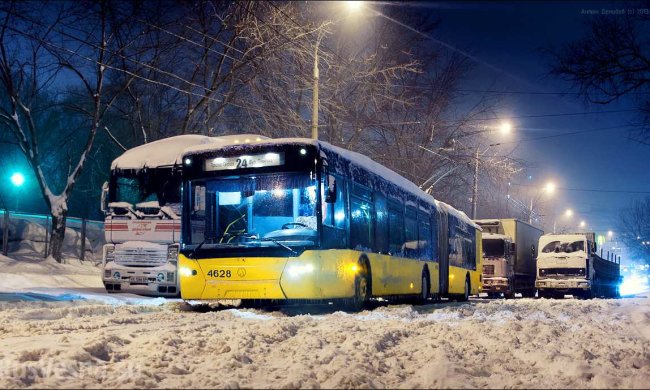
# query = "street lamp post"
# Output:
<box><xmin>528</xmin><ymin>181</ymin><xmax>555</xmax><ymax>224</ymax></box>
<box><xmin>311</xmin><ymin>2</ymin><xmax>363</xmax><ymax>140</ymax></box>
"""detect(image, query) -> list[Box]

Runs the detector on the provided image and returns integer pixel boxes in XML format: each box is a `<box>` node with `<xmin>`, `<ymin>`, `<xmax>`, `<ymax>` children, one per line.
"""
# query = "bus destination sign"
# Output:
<box><xmin>204</xmin><ymin>152</ymin><xmax>285</xmax><ymax>171</ymax></box>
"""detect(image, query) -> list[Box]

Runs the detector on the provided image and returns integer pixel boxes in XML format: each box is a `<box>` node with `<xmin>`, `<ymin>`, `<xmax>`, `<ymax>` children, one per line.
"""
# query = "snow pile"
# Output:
<box><xmin>0</xmin><ymin>297</ymin><xmax>647</xmax><ymax>388</ymax></box>
<box><xmin>0</xmin><ymin>254</ymin><xmax>102</xmax><ymax>292</ymax></box>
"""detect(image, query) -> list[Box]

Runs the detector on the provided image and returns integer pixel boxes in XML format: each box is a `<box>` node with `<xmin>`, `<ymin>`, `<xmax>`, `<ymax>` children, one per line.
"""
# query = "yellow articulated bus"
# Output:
<box><xmin>178</xmin><ymin>138</ymin><xmax>481</xmax><ymax>309</ymax></box>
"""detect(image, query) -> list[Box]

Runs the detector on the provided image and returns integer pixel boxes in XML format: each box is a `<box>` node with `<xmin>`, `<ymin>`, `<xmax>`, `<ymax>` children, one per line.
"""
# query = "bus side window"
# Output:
<box><xmin>350</xmin><ymin>184</ymin><xmax>373</xmax><ymax>251</ymax></box>
<box><xmin>403</xmin><ymin>207</ymin><xmax>418</xmax><ymax>259</ymax></box>
<box><xmin>321</xmin><ymin>175</ymin><xmax>347</xmax><ymax>249</ymax></box>
<box><xmin>418</xmin><ymin>213</ymin><xmax>432</xmax><ymax>260</ymax></box>
<box><xmin>388</xmin><ymin>205</ymin><xmax>404</xmax><ymax>256</ymax></box>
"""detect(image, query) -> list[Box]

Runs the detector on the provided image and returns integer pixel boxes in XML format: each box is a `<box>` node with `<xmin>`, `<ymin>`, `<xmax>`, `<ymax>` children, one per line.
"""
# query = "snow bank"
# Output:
<box><xmin>0</xmin><ymin>297</ymin><xmax>647</xmax><ymax>388</ymax></box>
<box><xmin>0</xmin><ymin>254</ymin><xmax>102</xmax><ymax>292</ymax></box>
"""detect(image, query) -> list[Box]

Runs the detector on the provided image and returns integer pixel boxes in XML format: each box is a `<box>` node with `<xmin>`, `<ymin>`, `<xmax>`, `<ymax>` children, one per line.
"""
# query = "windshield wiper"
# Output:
<box><xmin>260</xmin><ymin>237</ymin><xmax>298</xmax><ymax>256</ymax></box>
<box><xmin>188</xmin><ymin>239</ymin><xmax>209</xmax><ymax>259</ymax></box>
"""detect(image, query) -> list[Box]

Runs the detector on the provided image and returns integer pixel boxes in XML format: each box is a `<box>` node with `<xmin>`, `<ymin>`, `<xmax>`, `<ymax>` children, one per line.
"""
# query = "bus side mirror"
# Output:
<box><xmin>100</xmin><ymin>182</ymin><xmax>109</xmax><ymax>213</ymax></box>
<box><xmin>325</xmin><ymin>175</ymin><xmax>337</xmax><ymax>203</ymax></box>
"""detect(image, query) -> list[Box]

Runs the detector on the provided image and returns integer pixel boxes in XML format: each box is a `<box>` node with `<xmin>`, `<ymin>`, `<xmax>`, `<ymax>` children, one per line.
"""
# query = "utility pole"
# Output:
<box><xmin>471</xmin><ymin>148</ymin><xmax>479</xmax><ymax>219</ymax></box>
<box><xmin>311</xmin><ymin>32</ymin><xmax>323</xmax><ymax>140</ymax></box>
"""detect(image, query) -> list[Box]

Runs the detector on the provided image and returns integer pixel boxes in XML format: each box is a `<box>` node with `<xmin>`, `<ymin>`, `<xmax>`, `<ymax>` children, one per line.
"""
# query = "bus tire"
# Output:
<box><xmin>420</xmin><ymin>271</ymin><xmax>430</xmax><ymax>304</ymax></box>
<box><xmin>349</xmin><ymin>270</ymin><xmax>370</xmax><ymax>312</ymax></box>
<box><xmin>459</xmin><ymin>276</ymin><xmax>470</xmax><ymax>302</ymax></box>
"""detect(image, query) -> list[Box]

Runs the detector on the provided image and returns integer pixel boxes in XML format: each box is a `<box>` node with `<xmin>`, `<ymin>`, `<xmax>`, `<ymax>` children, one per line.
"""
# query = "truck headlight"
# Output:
<box><xmin>113</xmin><ymin>271</ymin><xmax>121</xmax><ymax>280</ymax></box>
<box><xmin>167</xmin><ymin>245</ymin><xmax>179</xmax><ymax>262</ymax></box>
<box><xmin>157</xmin><ymin>273</ymin><xmax>165</xmax><ymax>282</ymax></box>
<box><xmin>105</xmin><ymin>246</ymin><xmax>115</xmax><ymax>262</ymax></box>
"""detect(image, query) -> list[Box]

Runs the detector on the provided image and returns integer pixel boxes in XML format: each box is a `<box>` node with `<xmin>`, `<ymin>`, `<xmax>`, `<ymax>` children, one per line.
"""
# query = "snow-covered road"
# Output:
<box><xmin>0</xmin><ymin>296</ymin><xmax>648</xmax><ymax>389</ymax></box>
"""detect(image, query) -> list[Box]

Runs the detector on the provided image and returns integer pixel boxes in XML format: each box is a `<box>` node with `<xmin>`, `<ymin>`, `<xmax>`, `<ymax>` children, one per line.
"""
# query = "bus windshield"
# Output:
<box><xmin>185</xmin><ymin>172</ymin><xmax>318</xmax><ymax>250</ymax></box>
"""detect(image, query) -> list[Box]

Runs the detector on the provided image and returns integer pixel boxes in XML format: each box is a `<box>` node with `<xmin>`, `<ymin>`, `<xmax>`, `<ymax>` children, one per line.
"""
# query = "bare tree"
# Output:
<box><xmin>0</xmin><ymin>1</ymin><xmax>139</xmax><ymax>261</ymax></box>
<box><xmin>550</xmin><ymin>5</ymin><xmax>650</xmax><ymax>144</ymax></box>
<box><xmin>619</xmin><ymin>197</ymin><xmax>650</xmax><ymax>264</ymax></box>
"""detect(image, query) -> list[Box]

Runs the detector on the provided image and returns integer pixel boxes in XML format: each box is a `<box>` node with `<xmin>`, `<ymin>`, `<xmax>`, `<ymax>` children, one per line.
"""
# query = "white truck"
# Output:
<box><xmin>536</xmin><ymin>233</ymin><xmax>621</xmax><ymax>299</ymax></box>
<box><xmin>475</xmin><ymin>219</ymin><xmax>543</xmax><ymax>298</ymax></box>
<box><xmin>101</xmin><ymin>134</ymin><xmax>267</xmax><ymax>296</ymax></box>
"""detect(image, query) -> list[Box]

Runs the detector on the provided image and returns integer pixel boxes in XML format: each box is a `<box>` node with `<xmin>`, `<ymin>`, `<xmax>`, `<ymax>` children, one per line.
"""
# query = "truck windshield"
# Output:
<box><xmin>185</xmin><ymin>172</ymin><xmax>318</xmax><ymax>250</ymax></box>
<box><xmin>483</xmin><ymin>239</ymin><xmax>505</xmax><ymax>258</ymax></box>
<box><xmin>112</xmin><ymin>170</ymin><xmax>181</xmax><ymax>207</ymax></box>
<box><xmin>541</xmin><ymin>240</ymin><xmax>584</xmax><ymax>253</ymax></box>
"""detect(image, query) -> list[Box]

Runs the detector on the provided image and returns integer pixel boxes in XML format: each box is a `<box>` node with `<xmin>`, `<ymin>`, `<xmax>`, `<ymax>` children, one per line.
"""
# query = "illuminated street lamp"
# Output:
<box><xmin>527</xmin><ymin>180</ymin><xmax>555</xmax><ymax>224</ymax></box>
<box><xmin>10</xmin><ymin>172</ymin><xmax>25</xmax><ymax>187</ymax></box>
<box><xmin>345</xmin><ymin>1</ymin><xmax>364</xmax><ymax>12</ymax></box>
<box><xmin>553</xmin><ymin>208</ymin><xmax>574</xmax><ymax>233</ymax></box>
<box><xmin>579</xmin><ymin>220</ymin><xmax>586</xmax><ymax>228</ymax></box>
<box><xmin>499</xmin><ymin>121</ymin><xmax>512</xmax><ymax>135</ymax></box>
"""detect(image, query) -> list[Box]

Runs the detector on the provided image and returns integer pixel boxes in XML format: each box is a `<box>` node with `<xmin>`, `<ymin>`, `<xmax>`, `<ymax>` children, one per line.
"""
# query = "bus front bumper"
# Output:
<box><xmin>179</xmin><ymin>252</ymin><xmax>360</xmax><ymax>301</ymax></box>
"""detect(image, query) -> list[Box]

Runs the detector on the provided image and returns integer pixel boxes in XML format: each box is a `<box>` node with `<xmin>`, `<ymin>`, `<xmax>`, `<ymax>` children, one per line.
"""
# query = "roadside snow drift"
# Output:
<box><xmin>0</xmin><ymin>297</ymin><xmax>648</xmax><ymax>388</ymax></box>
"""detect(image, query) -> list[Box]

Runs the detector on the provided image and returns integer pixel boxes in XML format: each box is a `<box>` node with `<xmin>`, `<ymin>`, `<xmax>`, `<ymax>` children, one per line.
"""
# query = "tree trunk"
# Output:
<box><xmin>50</xmin><ymin>210</ymin><xmax>68</xmax><ymax>263</ymax></box>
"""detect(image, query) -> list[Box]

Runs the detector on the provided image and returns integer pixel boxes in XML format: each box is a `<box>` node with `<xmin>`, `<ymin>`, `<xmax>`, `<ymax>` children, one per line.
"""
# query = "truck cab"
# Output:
<box><xmin>536</xmin><ymin>233</ymin><xmax>621</xmax><ymax>299</ymax></box>
<box><xmin>481</xmin><ymin>233</ymin><xmax>515</xmax><ymax>297</ymax></box>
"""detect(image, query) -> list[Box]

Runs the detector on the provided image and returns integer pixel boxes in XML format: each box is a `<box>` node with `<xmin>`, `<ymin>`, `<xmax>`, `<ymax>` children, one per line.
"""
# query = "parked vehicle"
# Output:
<box><xmin>535</xmin><ymin>233</ymin><xmax>621</xmax><ymax>299</ymax></box>
<box><xmin>475</xmin><ymin>219</ymin><xmax>543</xmax><ymax>298</ymax></box>
<box><xmin>101</xmin><ymin>134</ymin><xmax>267</xmax><ymax>296</ymax></box>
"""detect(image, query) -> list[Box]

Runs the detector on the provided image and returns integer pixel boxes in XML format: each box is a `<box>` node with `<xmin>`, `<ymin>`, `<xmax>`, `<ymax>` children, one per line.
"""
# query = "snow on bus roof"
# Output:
<box><xmin>111</xmin><ymin>134</ymin><xmax>269</xmax><ymax>170</ymax></box>
<box><xmin>183</xmin><ymin>137</ymin><xmax>478</xmax><ymax>228</ymax></box>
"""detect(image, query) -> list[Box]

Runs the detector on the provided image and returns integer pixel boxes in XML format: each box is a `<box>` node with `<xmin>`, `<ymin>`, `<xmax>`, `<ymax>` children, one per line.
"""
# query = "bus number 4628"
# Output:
<box><xmin>207</xmin><ymin>270</ymin><xmax>231</xmax><ymax>278</ymax></box>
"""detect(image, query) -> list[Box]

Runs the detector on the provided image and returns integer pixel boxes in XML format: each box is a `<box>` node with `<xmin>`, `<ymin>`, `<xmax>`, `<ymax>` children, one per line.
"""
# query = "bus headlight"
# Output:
<box><xmin>157</xmin><ymin>273</ymin><xmax>165</xmax><ymax>282</ymax></box>
<box><xmin>287</xmin><ymin>263</ymin><xmax>314</xmax><ymax>278</ymax></box>
<box><xmin>180</xmin><ymin>267</ymin><xmax>197</xmax><ymax>277</ymax></box>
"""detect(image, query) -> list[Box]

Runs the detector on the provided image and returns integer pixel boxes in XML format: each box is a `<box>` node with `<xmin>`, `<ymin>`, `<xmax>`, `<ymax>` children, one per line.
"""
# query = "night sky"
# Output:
<box><xmin>419</xmin><ymin>1</ymin><xmax>650</xmax><ymax>239</ymax></box>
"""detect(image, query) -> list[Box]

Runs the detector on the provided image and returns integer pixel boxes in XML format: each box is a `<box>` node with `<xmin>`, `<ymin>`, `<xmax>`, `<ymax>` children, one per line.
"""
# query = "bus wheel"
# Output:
<box><xmin>459</xmin><ymin>277</ymin><xmax>470</xmax><ymax>302</ymax></box>
<box><xmin>420</xmin><ymin>273</ymin><xmax>430</xmax><ymax>304</ymax></box>
<box><xmin>350</xmin><ymin>271</ymin><xmax>369</xmax><ymax>312</ymax></box>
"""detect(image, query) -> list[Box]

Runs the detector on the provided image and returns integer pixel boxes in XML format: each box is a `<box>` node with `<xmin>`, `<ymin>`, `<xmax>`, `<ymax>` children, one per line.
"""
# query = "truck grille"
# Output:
<box><xmin>539</xmin><ymin>268</ymin><xmax>585</xmax><ymax>277</ymax></box>
<box><xmin>483</xmin><ymin>264</ymin><xmax>495</xmax><ymax>275</ymax></box>
<box><xmin>115</xmin><ymin>249</ymin><xmax>167</xmax><ymax>267</ymax></box>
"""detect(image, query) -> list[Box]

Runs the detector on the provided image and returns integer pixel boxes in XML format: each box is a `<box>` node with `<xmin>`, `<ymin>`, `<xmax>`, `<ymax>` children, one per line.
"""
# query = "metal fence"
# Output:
<box><xmin>0</xmin><ymin>209</ymin><xmax>104</xmax><ymax>262</ymax></box>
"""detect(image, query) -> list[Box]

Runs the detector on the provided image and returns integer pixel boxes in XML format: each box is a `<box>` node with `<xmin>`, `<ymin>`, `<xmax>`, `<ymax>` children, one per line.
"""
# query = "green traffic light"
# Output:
<box><xmin>10</xmin><ymin>172</ymin><xmax>25</xmax><ymax>187</ymax></box>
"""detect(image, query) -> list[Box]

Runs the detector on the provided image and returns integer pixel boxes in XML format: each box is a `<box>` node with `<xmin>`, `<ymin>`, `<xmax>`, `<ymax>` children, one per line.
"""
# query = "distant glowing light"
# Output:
<box><xmin>244</xmin><ymin>138</ymin><xmax>251</xmax><ymax>143</ymax></box>
<box><xmin>499</xmin><ymin>121</ymin><xmax>512</xmax><ymax>135</ymax></box>
<box><xmin>544</xmin><ymin>182</ymin><xmax>556</xmax><ymax>194</ymax></box>
<box><xmin>564</xmin><ymin>209</ymin><xmax>573</xmax><ymax>218</ymax></box>
<box><xmin>10</xmin><ymin>172</ymin><xmax>25</xmax><ymax>187</ymax></box>
<box><xmin>620</xmin><ymin>274</ymin><xmax>650</xmax><ymax>296</ymax></box>
<box><xmin>345</xmin><ymin>1</ymin><xmax>363</xmax><ymax>12</ymax></box>
<box><xmin>272</xmin><ymin>188</ymin><xmax>285</xmax><ymax>198</ymax></box>
<box><xmin>579</xmin><ymin>221</ymin><xmax>586</xmax><ymax>228</ymax></box>
<box><xmin>608</xmin><ymin>230</ymin><xmax>614</xmax><ymax>238</ymax></box>
<box><xmin>334</xmin><ymin>211</ymin><xmax>345</xmax><ymax>222</ymax></box>
<box><xmin>184</xmin><ymin>158</ymin><xmax>192</xmax><ymax>166</ymax></box>
<box><xmin>300</xmin><ymin>148</ymin><xmax>307</xmax><ymax>155</ymax></box>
